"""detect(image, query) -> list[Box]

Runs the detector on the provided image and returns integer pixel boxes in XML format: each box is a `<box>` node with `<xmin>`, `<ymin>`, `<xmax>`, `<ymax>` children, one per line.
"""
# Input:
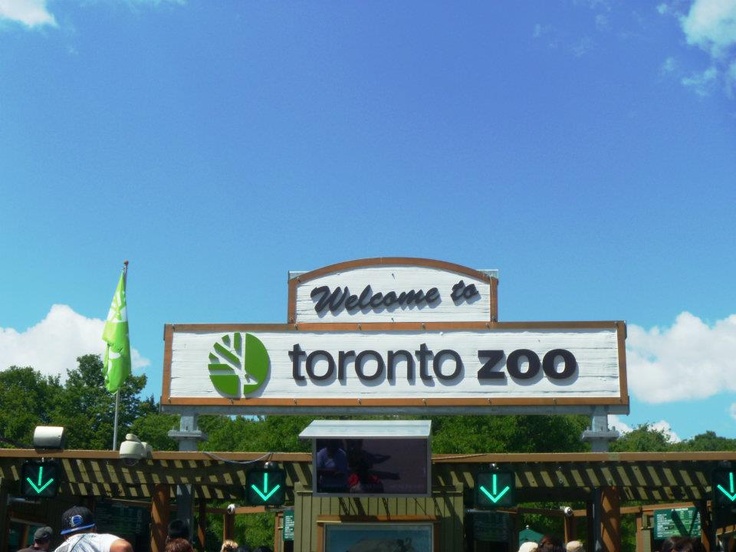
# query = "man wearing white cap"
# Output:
<box><xmin>53</xmin><ymin>506</ymin><xmax>132</xmax><ymax>552</ymax></box>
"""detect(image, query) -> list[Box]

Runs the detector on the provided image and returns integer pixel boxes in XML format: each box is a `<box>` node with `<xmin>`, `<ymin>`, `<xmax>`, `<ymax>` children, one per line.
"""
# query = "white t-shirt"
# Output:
<box><xmin>54</xmin><ymin>533</ymin><xmax>121</xmax><ymax>552</ymax></box>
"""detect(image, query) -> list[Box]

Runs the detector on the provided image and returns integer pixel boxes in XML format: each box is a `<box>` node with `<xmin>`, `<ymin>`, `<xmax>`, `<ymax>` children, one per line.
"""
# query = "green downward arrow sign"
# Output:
<box><xmin>250</xmin><ymin>472</ymin><xmax>281</xmax><ymax>501</ymax></box>
<box><xmin>479</xmin><ymin>473</ymin><xmax>511</xmax><ymax>503</ymax></box>
<box><xmin>26</xmin><ymin>465</ymin><xmax>55</xmax><ymax>494</ymax></box>
<box><xmin>717</xmin><ymin>472</ymin><xmax>736</xmax><ymax>502</ymax></box>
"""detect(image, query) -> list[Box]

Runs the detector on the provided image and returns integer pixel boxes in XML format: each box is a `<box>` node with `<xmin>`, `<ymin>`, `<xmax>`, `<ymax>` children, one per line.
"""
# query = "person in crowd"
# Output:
<box><xmin>661</xmin><ymin>537</ymin><xmax>684</xmax><ymax>552</ymax></box>
<box><xmin>566</xmin><ymin>540</ymin><xmax>585</xmax><ymax>552</ymax></box>
<box><xmin>538</xmin><ymin>534</ymin><xmax>566</xmax><ymax>552</ymax></box>
<box><xmin>346</xmin><ymin>439</ymin><xmax>388</xmax><ymax>493</ymax></box>
<box><xmin>19</xmin><ymin>527</ymin><xmax>53</xmax><ymax>552</ymax></box>
<box><xmin>518</xmin><ymin>542</ymin><xmax>538</xmax><ymax>552</ymax></box>
<box><xmin>661</xmin><ymin>537</ymin><xmax>704</xmax><ymax>552</ymax></box>
<box><xmin>53</xmin><ymin>506</ymin><xmax>132</xmax><ymax>552</ymax></box>
<box><xmin>316</xmin><ymin>439</ymin><xmax>350</xmax><ymax>491</ymax></box>
<box><xmin>690</xmin><ymin>539</ymin><xmax>706</xmax><ymax>552</ymax></box>
<box><xmin>235</xmin><ymin>546</ymin><xmax>252</xmax><ymax>552</ymax></box>
<box><xmin>220</xmin><ymin>540</ymin><xmax>238</xmax><ymax>552</ymax></box>
<box><xmin>167</xmin><ymin>519</ymin><xmax>190</xmax><ymax>543</ymax></box>
<box><xmin>164</xmin><ymin>539</ymin><xmax>192</xmax><ymax>552</ymax></box>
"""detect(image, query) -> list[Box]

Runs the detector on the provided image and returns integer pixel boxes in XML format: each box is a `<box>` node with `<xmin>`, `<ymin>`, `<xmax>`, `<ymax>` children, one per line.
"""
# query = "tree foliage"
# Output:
<box><xmin>199</xmin><ymin>415</ymin><xmax>313</xmax><ymax>453</ymax></box>
<box><xmin>0</xmin><ymin>355</ymin><xmax>162</xmax><ymax>450</ymax></box>
<box><xmin>49</xmin><ymin>354</ymin><xmax>149</xmax><ymax>449</ymax></box>
<box><xmin>431</xmin><ymin>414</ymin><xmax>591</xmax><ymax>453</ymax></box>
<box><xmin>0</xmin><ymin>366</ymin><xmax>63</xmax><ymax>447</ymax></box>
<box><xmin>608</xmin><ymin>424</ymin><xmax>736</xmax><ymax>453</ymax></box>
<box><xmin>610</xmin><ymin>424</ymin><xmax>673</xmax><ymax>452</ymax></box>
<box><xmin>129</xmin><ymin>396</ymin><xmax>180</xmax><ymax>451</ymax></box>
<box><xmin>674</xmin><ymin>430</ymin><xmax>736</xmax><ymax>451</ymax></box>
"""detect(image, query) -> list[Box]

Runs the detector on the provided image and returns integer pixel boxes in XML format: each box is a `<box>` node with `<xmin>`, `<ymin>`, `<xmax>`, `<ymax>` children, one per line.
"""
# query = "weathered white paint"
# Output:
<box><xmin>168</xmin><ymin>326</ymin><xmax>623</xmax><ymax>401</ymax></box>
<box><xmin>293</xmin><ymin>265</ymin><xmax>494</xmax><ymax>323</ymax></box>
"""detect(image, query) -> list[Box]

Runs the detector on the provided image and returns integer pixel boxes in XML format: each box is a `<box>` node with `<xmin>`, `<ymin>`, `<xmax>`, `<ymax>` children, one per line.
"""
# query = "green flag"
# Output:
<box><xmin>102</xmin><ymin>269</ymin><xmax>131</xmax><ymax>393</ymax></box>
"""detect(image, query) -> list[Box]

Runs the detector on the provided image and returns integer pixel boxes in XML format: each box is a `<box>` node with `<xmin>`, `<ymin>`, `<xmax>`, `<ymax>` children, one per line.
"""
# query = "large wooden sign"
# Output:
<box><xmin>288</xmin><ymin>258</ymin><xmax>498</xmax><ymax>324</ymax></box>
<box><xmin>161</xmin><ymin>258</ymin><xmax>628</xmax><ymax>415</ymax></box>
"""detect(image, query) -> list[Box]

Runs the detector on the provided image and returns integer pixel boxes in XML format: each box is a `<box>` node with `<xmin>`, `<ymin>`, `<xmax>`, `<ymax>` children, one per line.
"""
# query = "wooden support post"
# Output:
<box><xmin>150</xmin><ymin>483</ymin><xmax>170</xmax><ymax>552</ymax></box>
<box><xmin>563</xmin><ymin>513</ymin><xmax>575</xmax><ymax>543</ymax></box>
<box><xmin>697</xmin><ymin>500</ymin><xmax>713</xmax><ymax>552</ymax></box>
<box><xmin>635</xmin><ymin>512</ymin><xmax>645</xmax><ymax>552</ymax></box>
<box><xmin>274</xmin><ymin>511</ymin><xmax>282</xmax><ymax>552</ymax></box>
<box><xmin>198</xmin><ymin>499</ymin><xmax>207</xmax><ymax>551</ymax></box>
<box><xmin>223</xmin><ymin>512</ymin><xmax>235</xmax><ymax>543</ymax></box>
<box><xmin>600</xmin><ymin>487</ymin><xmax>621</xmax><ymax>552</ymax></box>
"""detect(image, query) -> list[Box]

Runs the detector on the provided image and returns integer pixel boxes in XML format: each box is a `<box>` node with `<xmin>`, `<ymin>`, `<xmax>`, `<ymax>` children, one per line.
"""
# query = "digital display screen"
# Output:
<box><xmin>313</xmin><ymin>437</ymin><xmax>430</xmax><ymax>496</ymax></box>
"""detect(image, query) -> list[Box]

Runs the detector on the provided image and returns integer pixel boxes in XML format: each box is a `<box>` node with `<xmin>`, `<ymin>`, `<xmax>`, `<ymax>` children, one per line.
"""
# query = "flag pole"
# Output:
<box><xmin>111</xmin><ymin>261</ymin><xmax>128</xmax><ymax>451</ymax></box>
<box><xmin>113</xmin><ymin>390</ymin><xmax>120</xmax><ymax>451</ymax></box>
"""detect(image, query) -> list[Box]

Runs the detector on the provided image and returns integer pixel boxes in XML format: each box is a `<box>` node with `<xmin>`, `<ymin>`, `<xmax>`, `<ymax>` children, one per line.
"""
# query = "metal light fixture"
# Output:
<box><xmin>33</xmin><ymin>426</ymin><xmax>67</xmax><ymax>450</ymax></box>
<box><xmin>118</xmin><ymin>434</ymin><xmax>153</xmax><ymax>466</ymax></box>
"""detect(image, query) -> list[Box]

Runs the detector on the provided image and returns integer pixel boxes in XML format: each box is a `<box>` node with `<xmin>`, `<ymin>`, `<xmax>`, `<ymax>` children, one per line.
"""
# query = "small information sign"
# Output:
<box><xmin>283</xmin><ymin>510</ymin><xmax>294</xmax><ymax>542</ymax></box>
<box><xmin>653</xmin><ymin>507</ymin><xmax>701</xmax><ymax>539</ymax></box>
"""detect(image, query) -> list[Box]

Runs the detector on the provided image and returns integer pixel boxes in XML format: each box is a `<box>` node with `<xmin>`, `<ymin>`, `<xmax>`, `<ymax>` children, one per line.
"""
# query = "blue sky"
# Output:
<box><xmin>1</xmin><ymin>0</ymin><xmax>735</xmax><ymax>443</ymax></box>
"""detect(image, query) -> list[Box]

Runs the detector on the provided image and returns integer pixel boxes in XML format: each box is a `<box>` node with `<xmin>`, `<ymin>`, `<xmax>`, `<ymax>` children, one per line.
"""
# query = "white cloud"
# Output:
<box><xmin>660</xmin><ymin>56</ymin><xmax>678</xmax><ymax>75</ymax></box>
<box><xmin>0</xmin><ymin>0</ymin><xmax>186</xmax><ymax>31</ymax></box>
<box><xmin>658</xmin><ymin>0</ymin><xmax>736</xmax><ymax>96</ymax></box>
<box><xmin>626</xmin><ymin>311</ymin><xmax>736</xmax><ymax>404</ymax></box>
<box><xmin>682</xmin><ymin>65</ymin><xmax>720</xmax><ymax>95</ymax></box>
<box><xmin>0</xmin><ymin>0</ymin><xmax>56</xmax><ymax>28</ymax></box>
<box><xmin>650</xmin><ymin>420</ymin><xmax>682</xmax><ymax>443</ymax></box>
<box><xmin>0</xmin><ymin>304</ymin><xmax>149</xmax><ymax>382</ymax></box>
<box><xmin>680</xmin><ymin>0</ymin><xmax>736</xmax><ymax>95</ymax></box>
<box><xmin>608</xmin><ymin>415</ymin><xmax>633</xmax><ymax>434</ymax></box>
<box><xmin>609</xmin><ymin>416</ymin><xmax>681</xmax><ymax>443</ymax></box>
<box><xmin>680</xmin><ymin>0</ymin><xmax>736</xmax><ymax>58</ymax></box>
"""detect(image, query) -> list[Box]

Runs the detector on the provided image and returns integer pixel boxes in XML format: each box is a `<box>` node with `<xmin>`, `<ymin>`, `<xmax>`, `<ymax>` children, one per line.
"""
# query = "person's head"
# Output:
<box><xmin>165</xmin><ymin>538</ymin><xmax>193</xmax><ymax>552</ymax></box>
<box><xmin>519</xmin><ymin>543</ymin><xmax>538</xmax><ymax>552</ymax></box>
<box><xmin>167</xmin><ymin>519</ymin><xmax>190</xmax><ymax>542</ymax></box>
<box><xmin>325</xmin><ymin>440</ymin><xmax>341</xmax><ymax>454</ymax></box>
<box><xmin>690</xmin><ymin>539</ymin><xmax>706</xmax><ymax>552</ymax></box>
<box><xmin>32</xmin><ymin>527</ymin><xmax>53</xmax><ymax>550</ymax></box>
<box><xmin>566</xmin><ymin>540</ymin><xmax>585</xmax><ymax>552</ymax></box>
<box><xmin>60</xmin><ymin>506</ymin><xmax>96</xmax><ymax>538</ymax></box>
<box><xmin>661</xmin><ymin>537</ymin><xmax>685</xmax><ymax>552</ymax></box>
<box><xmin>220</xmin><ymin>539</ymin><xmax>238</xmax><ymax>552</ymax></box>
<box><xmin>665</xmin><ymin>538</ymin><xmax>700</xmax><ymax>552</ymax></box>
<box><xmin>539</xmin><ymin>535</ymin><xmax>565</xmax><ymax>552</ymax></box>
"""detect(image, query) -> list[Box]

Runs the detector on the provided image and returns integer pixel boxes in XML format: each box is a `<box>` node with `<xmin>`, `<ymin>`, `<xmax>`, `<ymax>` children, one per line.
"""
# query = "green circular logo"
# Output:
<box><xmin>208</xmin><ymin>333</ymin><xmax>270</xmax><ymax>397</ymax></box>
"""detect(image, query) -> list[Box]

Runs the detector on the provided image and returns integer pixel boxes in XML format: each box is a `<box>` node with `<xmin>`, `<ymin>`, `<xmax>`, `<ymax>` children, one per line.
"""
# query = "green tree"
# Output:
<box><xmin>610</xmin><ymin>424</ymin><xmax>673</xmax><ymax>452</ymax></box>
<box><xmin>50</xmin><ymin>354</ymin><xmax>148</xmax><ymax>449</ymax></box>
<box><xmin>431</xmin><ymin>414</ymin><xmax>590</xmax><ymax>453</ymax></box>
<box><xmin>129</xmin><ymin>396</ymin><xmax>180</xmax><ymax>451</ymax></box>
<box><xmin>200</xmin><ymin>415</ymin><xmax>314</xmax><ymax>452</ymax></box>
<box><xmin>0</xmin><ymin>366</ymin><xmax>63</xmax><ymax>447</ymax></box>
<box><xmin>675</xmin><ymin>430</ymin><xmax>736</xmax><ymax>451</ymax></box>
